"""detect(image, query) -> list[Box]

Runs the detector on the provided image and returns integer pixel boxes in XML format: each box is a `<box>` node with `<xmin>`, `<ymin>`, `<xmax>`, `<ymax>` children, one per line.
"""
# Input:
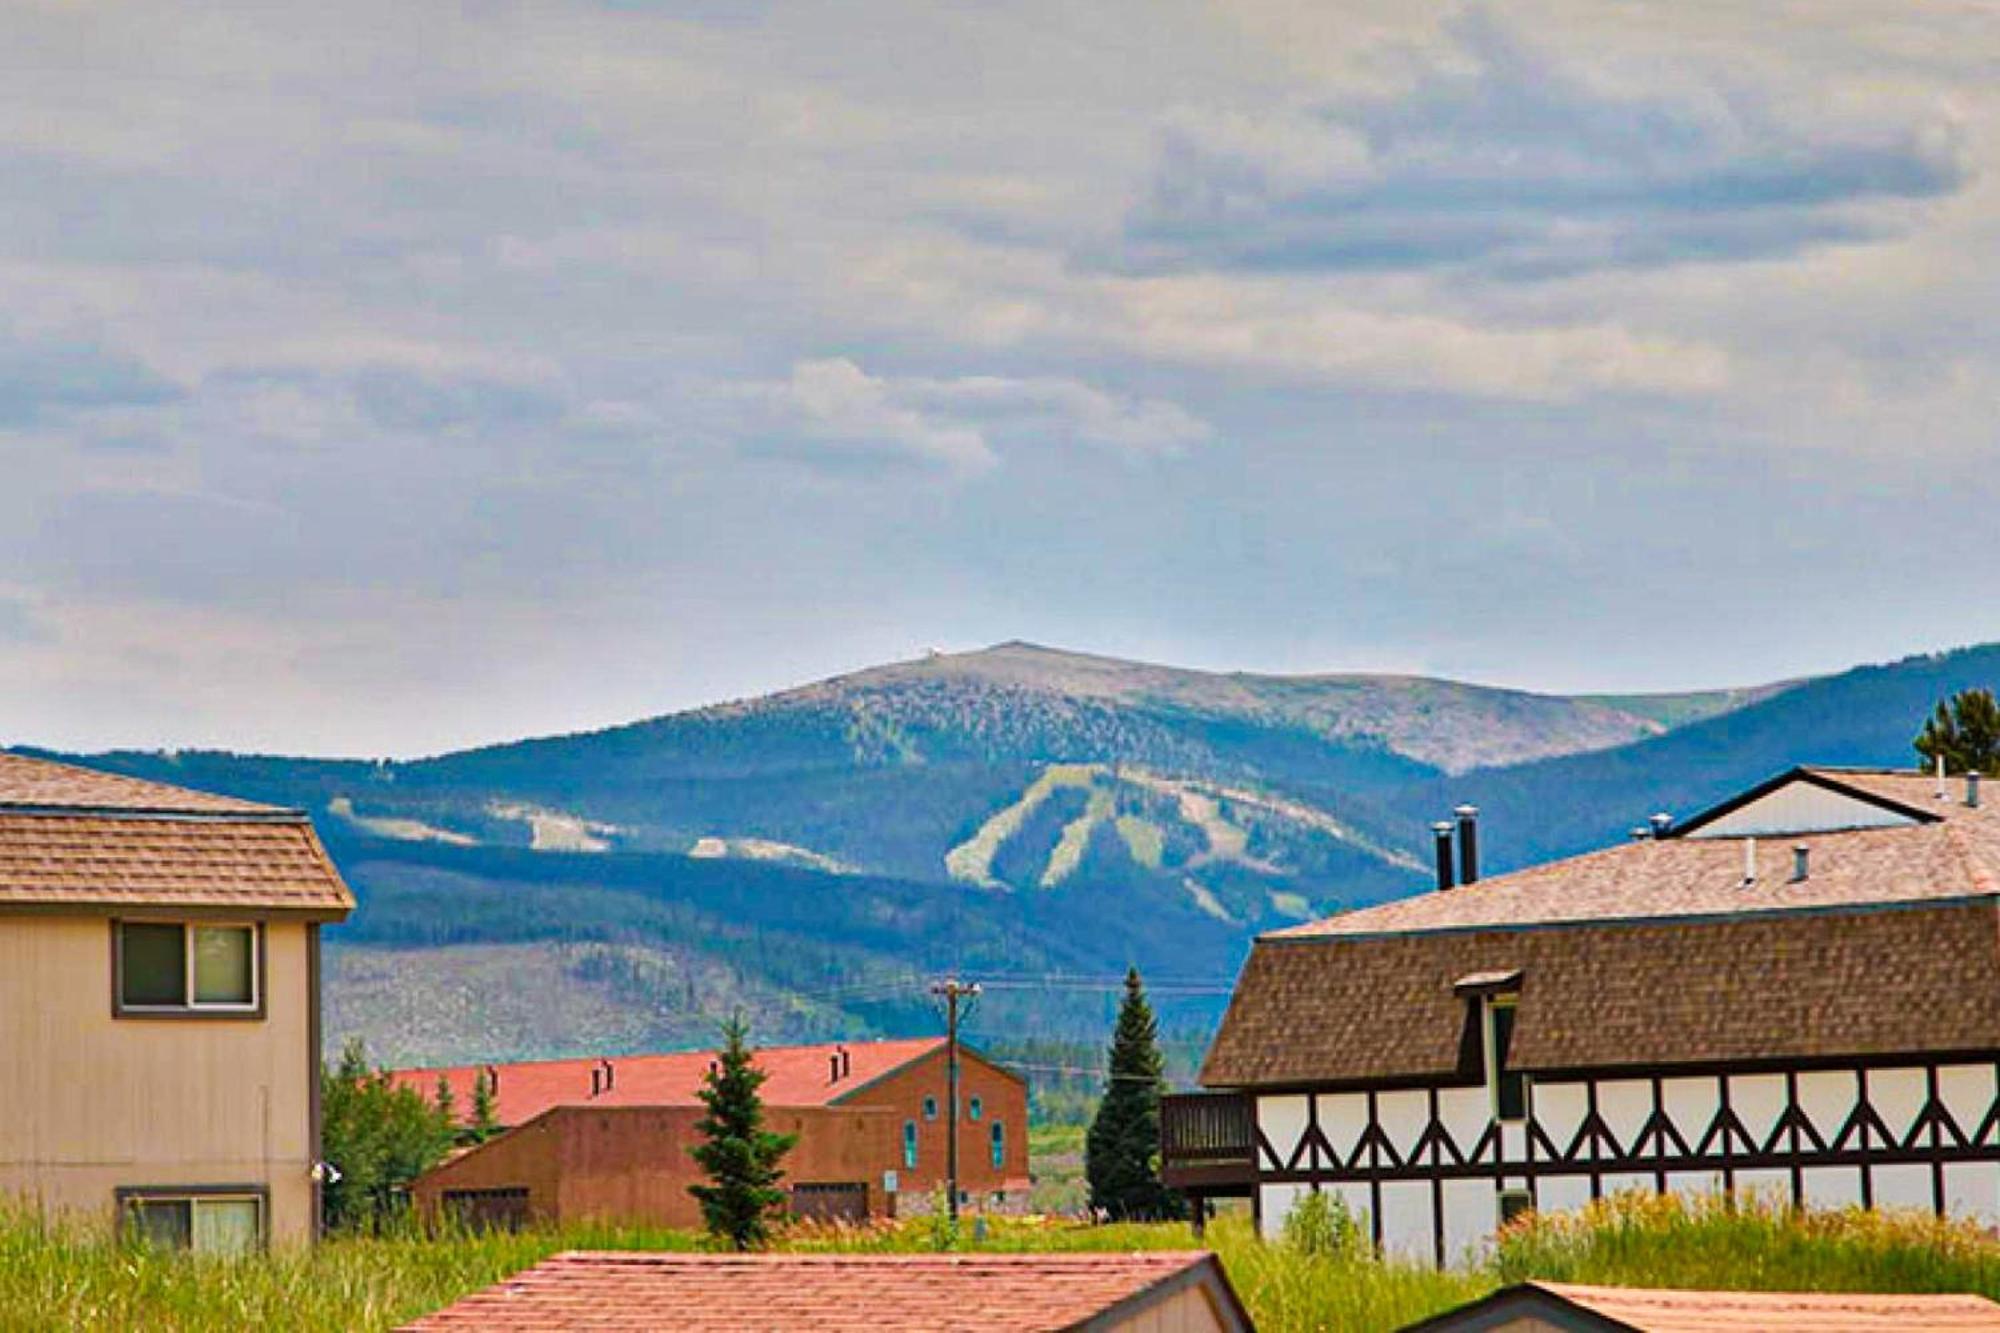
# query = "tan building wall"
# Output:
<box><xmin>0</xmin><ymin>914</ymin><xmax>318</xmax><ymax>1246</ymax></box>
<box><xmin>1105</xmin><ymin>1282</ymin><xmax>1243</xmax><ymax>1333</ymax></box>
<box><xmin>845</xmin><ymin>1047</ymin><xmax>1028</xmax><ymax>1200</ymax></box>
<box><xmin>413</xmin><ymin>1105</ymin><xmax>901</xmax><ymax>1229</ymax></box>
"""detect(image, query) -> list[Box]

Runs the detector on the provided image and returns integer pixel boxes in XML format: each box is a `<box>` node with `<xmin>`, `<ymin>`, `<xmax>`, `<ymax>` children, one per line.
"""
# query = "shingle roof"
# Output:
<box><xmin>0</xmin><ymin>753</ymin><xmax>352</xmax><ymax>915</ymax></box>
<box><xmin>1203</xmin><ymin>767</ymin><xmax>2000</xmax><ymax>1088</ymax></box>
<box><xmin>1273</xmin><ymin>768</ymin><xmax>2000</xmax><ymax>940</ymax></box>
<box><xmin>1405</xmin><ymin>1281</ymin><xmax>2000</xmax><ymax>1332</ymax></box>
<box><xmin>400</xmin><ymin>1251</ymin><xmax>1251</xmax><ymax>1333</ymax></box>
<box><xmin>0</xmin><ymin>751</ymin><xmax>287</xmax><ymax>815</ymax></box>
<box><xmin>388</xmin><ymin>1038</ymin><xmax>1020</xmax><ymax>1127</ymax></box>
<box><xmin>1204</xmin><ymin>897</ymin><xmax>2000</xmax><ymax>1087</ymax></box>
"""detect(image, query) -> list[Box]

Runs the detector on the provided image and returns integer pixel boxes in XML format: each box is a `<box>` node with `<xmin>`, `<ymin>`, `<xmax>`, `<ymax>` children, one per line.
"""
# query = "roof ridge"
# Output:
<box><xmin>0</xmin><ymin>751</ymin><xmax>292</xmax><ymax>816</ymax></box>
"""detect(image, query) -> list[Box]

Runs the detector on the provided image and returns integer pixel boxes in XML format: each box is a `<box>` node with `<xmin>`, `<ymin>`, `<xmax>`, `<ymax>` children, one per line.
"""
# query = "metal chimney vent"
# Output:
<box><xmin>1432</xmin><ymin>821</ymin><xmax>1456</xmax><ymax>891</ymax></box>
<box><xmin>1454</xmin><ymin>805</ymin><xmax>1480</xmax><ymax>886</ymax></box>
<box><xmin>1970</xmin><ymin>772</ymin><xmax>1983</xmax><ymax>810</ymax></box>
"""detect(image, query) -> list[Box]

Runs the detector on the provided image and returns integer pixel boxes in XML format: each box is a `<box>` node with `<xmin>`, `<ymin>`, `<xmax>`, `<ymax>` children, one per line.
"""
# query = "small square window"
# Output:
<box><xmin>118</xmin><ymin>923</ymin><xmax>259</xmax><ymax>1014</ymax></box>
<box><xmin>1498</xmin><ymin>1189</ymin><xmax>1534</xmax><ymax>1227</ymax></box>
<box><xmin>193</xmin><ymin>926</ymin><xmax>254</xmax><ymax>1005</ymax></box>
<box><xmin>120</xmin><ymin>924</ymin><xmax>185</xmax><ymax>1007</ymax></box>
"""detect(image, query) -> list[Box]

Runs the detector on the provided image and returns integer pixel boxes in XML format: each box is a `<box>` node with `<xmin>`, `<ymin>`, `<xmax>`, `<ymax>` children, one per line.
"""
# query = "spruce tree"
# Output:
<box><xmin>1916</xmin><ymin>688</ymin><xmax>2000</xmax><ymax>775</ymax></box>
<box><xmin>1085</xmin><ymin>967</ymin><xmax>1184</xmax><ymax>1221</ymax></box>
<box><xmin>469</xmin><ymin>1069</ymin><xmax>500</xmax><ymax>1144</ymax></box>
<box><xmin>434</xmin><ymin>1074</ymin><xmax>458</xmax><ymax>1135</ymax></box>
<box><xmin>688</xmin><ymin>1016</ymin><xmax>798</xmax><ymax>1249</ymax></box>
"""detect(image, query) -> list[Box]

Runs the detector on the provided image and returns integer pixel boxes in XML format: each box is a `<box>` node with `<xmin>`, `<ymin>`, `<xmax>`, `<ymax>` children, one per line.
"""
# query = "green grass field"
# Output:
<box><xmin>7</xmin><ymin>1193</ymin><xmax>2000</xmax><ymax>1331</ymax></box>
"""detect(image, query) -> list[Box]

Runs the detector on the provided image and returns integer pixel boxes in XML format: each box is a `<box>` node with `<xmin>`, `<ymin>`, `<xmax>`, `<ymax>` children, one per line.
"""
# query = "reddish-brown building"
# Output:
<box><xmin>398</xmin><ymin>1038</ymin><xmax>1028</xmax><ymax>1226</ymax></box>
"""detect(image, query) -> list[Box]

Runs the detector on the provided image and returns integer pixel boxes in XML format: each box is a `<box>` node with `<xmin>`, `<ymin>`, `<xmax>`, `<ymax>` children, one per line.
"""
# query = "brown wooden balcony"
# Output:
<box><xmin>1160</xmin><ymin>1091</ymin><xmax>1257</xmax><ymax>1192</ymax></box>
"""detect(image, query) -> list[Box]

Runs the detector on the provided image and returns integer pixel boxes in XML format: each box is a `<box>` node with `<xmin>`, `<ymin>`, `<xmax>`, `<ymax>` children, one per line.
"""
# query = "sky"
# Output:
<box><xmin>4</xmin><ymin>1</ymin><xmax>1999</xmax><ymax>757</ymax></box>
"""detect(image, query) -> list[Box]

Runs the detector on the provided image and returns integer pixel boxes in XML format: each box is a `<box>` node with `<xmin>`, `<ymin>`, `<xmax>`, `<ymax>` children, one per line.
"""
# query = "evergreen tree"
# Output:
<box><xmin>319</xmin><ymin>1039</ymin><xmax>456</xmax><ymax>1232</ymax></box>
<box><xmin>688</xmin><ymin>1016</ymin><xmax>798</xmax><ymax>1249</ymax></box>
<box><xmin>1085</xmin><ymin>967</ymin><xmax>1184</xmax><ymax>1221</ymax></box>
<box><xmin>434</xmin><ymin>1073</ymin><xmax>458</xmax><ymax>1133</ymax></box>
<box><xmin>1916</xmin><ymin>688</ymin><xmax>2000</xmax><ymax>775</ymax></box>
<box><xmin>469</xmin><ymin>1069</ymin><xmax>500</xmax><ymax>1144</ymax></box>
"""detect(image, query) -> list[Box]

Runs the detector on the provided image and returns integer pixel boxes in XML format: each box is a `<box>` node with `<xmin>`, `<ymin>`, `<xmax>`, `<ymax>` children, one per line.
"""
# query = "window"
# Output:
<box><xmin>443</xmin><ymin>1187</ymin><xmax>530</xmax><ymax>1233</ymax></box>
<box><xmin>903</xmin><ymin>1120</ymin><xmax>918</xmax><ymax>1170</ymax></box>
<box><xmin>1483</xmin><ymin>996</ymin><xmax>1528</xmax><ymax>1122</ymax></box>
<box><xmin>119</xmin><ymin>1190</ymin><xmax>263</xmax><ymax>1256</ymax></box>
<box><xmin>116</xmin><ymin>922</ymin><xmax>259</xmax><ymax>1014</ymax></box>
<box><xmin>968</xmin><ymin>1096</ymin><xmax>983</xmax><ymax>1121</ymax></box>
<box><xmin>1498</xmin><ymin>1188</ymin><xmax>1534</xmax><ymax>1227</ymax></box>
<box><xmin>989</xmin><ymin>1121</ymin><xmax>1005</xmax><ymax>1169</ymax></box>
<box><xmin>922</xmin><ymin>1096</ymin><xmax>938</xmax><ymax>1121</ymax></box>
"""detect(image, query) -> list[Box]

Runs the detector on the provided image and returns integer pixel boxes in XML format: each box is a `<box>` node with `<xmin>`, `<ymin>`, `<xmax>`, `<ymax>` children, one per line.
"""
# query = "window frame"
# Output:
<box><xmin>1498</xmin><ymin>1187</ymin><xmax>1534</xmax><ymax>1227</ymax></box>
<box><xmin>968</xmin><ymin>1095</ymin><xmax>983</xmax><ymax>1122</ymax></box>
<box><xmin>989</xmin><ymin>1119</ymin><xmax>1004</xmax><ymax>1169</ymax></box>
<box><xmin>922</xmin><ymin>1095</ymin><xmax>938</xmax><ymax>1121</ymax></box>
<box><xmin>112</xmin><ymin>920</ymin><xmax>266</xmax><ymax>1019</ymax></box>
<box><xmin>115</xmin><ymin>1184</ymin><xmax>269</xmax><ymax>1255</ymax></box>
<box><xmin>902</xmin><ymin>1120</ymin><xmax>918</xmax><ymax>1170</ymax></box>
<box><xmin>1482</xmin><ymin>994</ymin><xmax>1529</xmax><ymax>1123</ymax></box>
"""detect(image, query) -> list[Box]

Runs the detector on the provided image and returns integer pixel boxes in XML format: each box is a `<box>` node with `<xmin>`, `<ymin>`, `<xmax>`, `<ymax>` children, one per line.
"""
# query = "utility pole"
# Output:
<box><xmin>929</xmin><ymin>976</ymin><xmax>980</xmax><ymax>1223</ymax></box>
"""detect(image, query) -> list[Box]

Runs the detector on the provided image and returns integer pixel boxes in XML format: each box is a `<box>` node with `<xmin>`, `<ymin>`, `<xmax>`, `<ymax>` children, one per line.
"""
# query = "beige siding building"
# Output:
<box><xmin>0</xmin><ymin>753</ymin><xmax>353</xmax><ymax>1251</ymax></box>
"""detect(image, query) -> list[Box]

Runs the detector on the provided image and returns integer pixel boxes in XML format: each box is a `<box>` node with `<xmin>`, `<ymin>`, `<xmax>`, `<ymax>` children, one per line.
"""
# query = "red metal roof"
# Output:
<box><xmin>389</xmin><ymin>1037</ymin><xmax>1010</xmax><ymax>1127</ymax></box>
<box><xmin>400</xmin><ymin>1250</ymin><xmax>1249</xmax><ymax>1332</ymax></box>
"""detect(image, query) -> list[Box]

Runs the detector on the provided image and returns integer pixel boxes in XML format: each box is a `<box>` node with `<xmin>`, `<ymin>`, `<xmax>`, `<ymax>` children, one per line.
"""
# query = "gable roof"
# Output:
<box><xmin>0</xmin><ymin>752</ymin><xmax>352</xmax><ymax>915</ymax></box>
<box><xmin>389</xmin><ymin>1038</ymin><xmax>1020</xmax><ymax>1127</ymax></box>
<box><xmin>1204</xmin><ymin>766</ymin><xmax>2000</xmax><ymax>1088</ymax></box>
<box><xmin>1402</xmin><ymin>1281</ymin><xmax>2000</xmax><ymax>1332</ymax></box>
<box><xmin>1271</xmin><ymin>768</ymin><xmax>2000</xmax><ymax>941</ymax></box>
<box><xmin>400</xmin><ymin>1250</ymin><xmax>1254</xmax><ymax>1333</ymax></box>
<box><xmin>0</xmin><ymin>751</ymin><xmax>290</xmax><ymax>816</ymax></box>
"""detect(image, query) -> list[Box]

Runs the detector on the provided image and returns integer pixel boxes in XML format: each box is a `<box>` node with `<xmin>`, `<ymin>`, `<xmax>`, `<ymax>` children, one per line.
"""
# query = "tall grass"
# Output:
<box><xmin>4</xmin><ymin>1193</ymin><xmax>1999</xmax><ymax>1332</ymax></box>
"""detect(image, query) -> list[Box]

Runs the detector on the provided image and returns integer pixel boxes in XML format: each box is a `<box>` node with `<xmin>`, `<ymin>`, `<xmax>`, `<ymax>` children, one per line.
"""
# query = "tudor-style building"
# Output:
<box><xmin>1164</xmin><ymin>766</ymin><xmax>2000</xmax><ymax>1264</ymax></box>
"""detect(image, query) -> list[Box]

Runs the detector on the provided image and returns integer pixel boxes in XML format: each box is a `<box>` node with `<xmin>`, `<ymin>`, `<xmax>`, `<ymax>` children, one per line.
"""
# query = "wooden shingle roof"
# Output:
<box><xmin>1204</xmin><ymin>767</ymin><xmax>2000</xmax><ymax>1089</ymax></box>
<box><xmin>1403</xmin><ymin>1281</ymin><xmax>2000</xmax><ymax>1332</ymax></box>
<box><xmin>0</xmin><ymin>752</ymin><xmax>352</xmax><ymax>916</ymax></box>
<box><xmin>400</xmin><ymin>1251</ymin><xmax>1254</xmax><ymax>1332</ymax></box>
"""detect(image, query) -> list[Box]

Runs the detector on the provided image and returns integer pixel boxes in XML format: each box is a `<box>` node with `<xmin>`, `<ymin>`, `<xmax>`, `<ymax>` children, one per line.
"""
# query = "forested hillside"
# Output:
<box><xmin>29</xmin><ymin>639</ymin><xmax>1998</xmax><ymax>1067</ymax></box>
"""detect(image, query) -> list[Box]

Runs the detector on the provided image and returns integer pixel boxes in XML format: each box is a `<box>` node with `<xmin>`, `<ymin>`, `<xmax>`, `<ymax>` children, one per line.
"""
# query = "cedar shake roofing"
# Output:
<box><xmin>0</xmin><ymin>752</ymin><xmax>353</xmax><ymax>915</ymax></box>
<box><xmin>1203</xmin><ymin>767</ymin><xmax>2000</xmax><ymax>1088</ymax></box>
<box><xmin>401</xmin><ymin>1251</ymin><xmax>1254</xmax><ymax>1333</ymax></box>
<box><xmin>389</xmin><ymin>1038</ymin><xmax>1020</xmax><ymax>1128</ymax></box>
<box><xmin>1403</xmin><ymin>1281</ymin><xmax>2000</xmax><ymax>1332</ymax></box>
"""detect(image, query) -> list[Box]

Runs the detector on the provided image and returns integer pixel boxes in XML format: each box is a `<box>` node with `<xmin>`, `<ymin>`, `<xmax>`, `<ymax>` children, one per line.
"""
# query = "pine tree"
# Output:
<box><xmin>1085</xmin><ymin>967</ymin><xmax>1184</xmax><ymax>1221</ymax></box>
<box><xmin>1916</xmin><ymin>688</ymin><xmax>2000</xmax><ymax>775</ymax></box>
<box><xmin>469</xmin><ymin>1069</ymin><xmax>500</xmax><ymax>1144</ymax></box>
<box><xmin>688</xmin><ymin>1016</ymin><xmax>798</xmax><ymax>1250</ymax></box>
<box><xmin>434</xmin><ymin>1074</ymin><xmax>458</xmax><ymax>1136</ymax></box>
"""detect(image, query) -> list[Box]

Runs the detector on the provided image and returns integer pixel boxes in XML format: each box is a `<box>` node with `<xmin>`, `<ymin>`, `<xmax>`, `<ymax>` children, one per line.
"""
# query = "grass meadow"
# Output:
<box><xmin>6</xmin><ymin>1192</ymin><xmax>2000</xmax><ymax>1331</ymax></box>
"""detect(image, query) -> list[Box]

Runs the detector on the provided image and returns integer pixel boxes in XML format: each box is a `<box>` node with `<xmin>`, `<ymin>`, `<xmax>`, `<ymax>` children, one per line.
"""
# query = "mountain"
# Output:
<box><xmin>12</xmin><ymin>640</ymin><xmax>1835</xmax><ymax>1065</ymax></box>
<box><xmin>1389</xmin><ymin>643</ymin><xmax>2000</xmax><ymax>876</ymax></box>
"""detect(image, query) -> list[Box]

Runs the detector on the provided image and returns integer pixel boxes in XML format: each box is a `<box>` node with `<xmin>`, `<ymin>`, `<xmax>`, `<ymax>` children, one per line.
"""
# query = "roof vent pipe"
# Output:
<box><xmin>601</xmin><ymin>1058</ymin><xmax>614</xmax><ymax>1091</ymax></box>
<box><xmin>1432</xmin><ymin>821</ymin><xmax>1456</xmax><ymax>891</ymax></box>
<box><xmin>1649</xmin><ymin>812</ymin><xmax>1673</xmax><ymax>839</ymax></box>
<box><xmin>1969</xmin><ymin>771</ymin><xmax>1983</xmax><ymax>810</ymax></box>
<box><xmin>829</xmin><ymin>1054</ymin><xmax>840</xmax><ymax>1083</ymax></box>
<box><xmin>1743</xmin><ymin>837</ymin><xmax>1757</xmax><ymax>887</ymax></box>
<box><xmin>1629</xmin><ymin>827</ymin><xmax>1651</xmax><ymax>841</ymax></box>
<box><xmin>591</xmin><ymin>1066</ymin><xmax>603</xmax><ymax>1097</ymax></box>
<box><xmin>1792</xmin><ymin>844</ymin><xmax>1809</xmax><ymax>883</ymax></box>
<box><xmin>841</xmin><ymin>1046</ymin><xmax>851</xmax><ymax>1078</ymax></box>
<box><xmin>1455</xmin><ymin>805</ymin><xmax>1479</xmax><ymax>886</ymax></box>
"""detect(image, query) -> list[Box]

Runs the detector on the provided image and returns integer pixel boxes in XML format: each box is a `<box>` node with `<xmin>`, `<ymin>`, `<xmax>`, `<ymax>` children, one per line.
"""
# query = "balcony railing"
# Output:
<box><xmin>1160</xmin><ymin>1091</ymin><xmax>1257</xmax><ymax>1191</ymax></box>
